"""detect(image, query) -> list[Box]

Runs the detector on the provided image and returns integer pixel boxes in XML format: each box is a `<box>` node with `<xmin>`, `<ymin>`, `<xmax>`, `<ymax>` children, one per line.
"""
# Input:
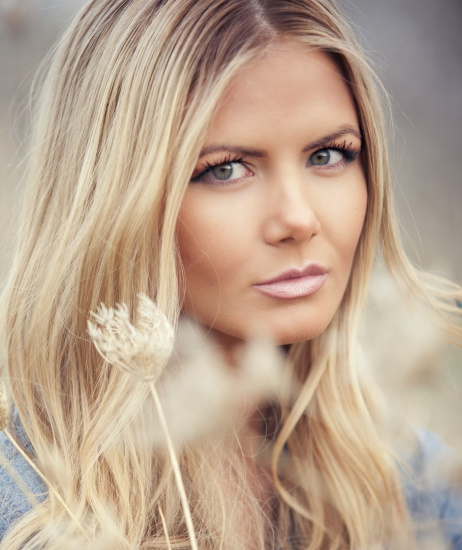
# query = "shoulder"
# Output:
<box><xmin>0</xmin><ymin>424</ymin><xmax>46</xmax><ymax>541</ymax></box>
<box><xmin>402</xmin><ymin>428</ymin><xmax>462</xmax><ymax>548</ymax></box>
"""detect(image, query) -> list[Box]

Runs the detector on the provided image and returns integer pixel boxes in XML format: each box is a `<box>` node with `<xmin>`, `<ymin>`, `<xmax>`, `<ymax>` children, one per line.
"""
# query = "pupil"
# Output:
<box><xmin>314</xmin><ymin>150</ymin><xmax>330</xmax><ymax>165</ymax></box>
<box><xmin>212</xmin><ymin>163</ymin><xmax>233</xmax><ymax>180</ymax></box>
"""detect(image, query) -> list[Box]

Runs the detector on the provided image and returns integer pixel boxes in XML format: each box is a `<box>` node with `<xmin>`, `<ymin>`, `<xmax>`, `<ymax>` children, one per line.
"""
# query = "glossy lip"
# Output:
<box><xmin>254</xmin><ymin>263</ymin><xmax>328</xmax><ymax>300</ymax></box>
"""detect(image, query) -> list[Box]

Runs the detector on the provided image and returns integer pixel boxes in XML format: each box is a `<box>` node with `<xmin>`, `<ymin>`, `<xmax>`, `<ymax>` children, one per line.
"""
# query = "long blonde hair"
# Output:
<box><xmin>1</xmin><ymin>0</ymin><xmax>461</xmax><ymax>548</ymax></box>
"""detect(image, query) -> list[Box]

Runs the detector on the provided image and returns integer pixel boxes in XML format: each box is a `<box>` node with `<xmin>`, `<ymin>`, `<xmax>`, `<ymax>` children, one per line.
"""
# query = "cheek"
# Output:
<box><xmin>343</xmin><ymin>198</ymin><xmax>368</xmax><ymax>254</ymax></box>
<box><xmin>177</xmin><ymin>218</ymin><xmax>216</xmax><ymax>287</ymax></box>
<box><xmin>322</xmin><ymin>180</ymin><xmax>368</xmax><ymax>261</ymax></box>
<box><xmin>179</xmin><ymin>216</ymin><xmax>226</xmax><ymax>270</ymax></box>
<box><xmin>177</xmin><ymin>219</ymin><xmax>214</xmax><ymax>317</ymax></box>
<box><xmin>177</xmin><ymin>196</ymin><xmax>247</xmax><ymax>293</ymax></box>
<box><xmin>352</xmin><ymin>182</ymin><xmax>368</xmax><ymax>241</ymax></box>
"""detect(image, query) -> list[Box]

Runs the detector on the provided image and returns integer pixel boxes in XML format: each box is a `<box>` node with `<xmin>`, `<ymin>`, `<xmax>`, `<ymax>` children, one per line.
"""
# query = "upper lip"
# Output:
<box><xmin>255</xmin><ymin>263</ymin><xmax>328</xmax><ymax>285</ymax></box>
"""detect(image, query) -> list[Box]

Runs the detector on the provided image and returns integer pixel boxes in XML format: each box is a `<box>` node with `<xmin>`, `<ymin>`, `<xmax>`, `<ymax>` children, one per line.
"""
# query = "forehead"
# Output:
<box><xmin>206</xmin><ymin>42</ymin><xmax>358</xmax><ymax>146</ymax></box>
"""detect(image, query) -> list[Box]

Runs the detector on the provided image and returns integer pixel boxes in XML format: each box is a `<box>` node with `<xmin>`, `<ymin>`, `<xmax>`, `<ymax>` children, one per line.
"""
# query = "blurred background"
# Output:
<box><xmin>0</xmin><ymin>0</ymin><xmax>461</xmax><ymax>444</ymax></box>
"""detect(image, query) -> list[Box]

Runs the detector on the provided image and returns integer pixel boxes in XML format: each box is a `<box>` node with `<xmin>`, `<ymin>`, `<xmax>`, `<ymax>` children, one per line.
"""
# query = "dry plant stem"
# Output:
<box><xmin>149</xmin><ymin>382</ymin><xmax>198</xmax><ymax>550</ymax></box>
<box><xmin>2</xmin><ymin>428</ymin><xmax>89</xmax><ymax>541</ymax></box>
<box><xmin>158</xmin><ymin>505</ymin><xmax>172</xmax><ymax>550</ymax></box>
<box><xmin>0</xmin><ymin>446</ymin><xmax>39</xmax><ymax>510</ymax></box>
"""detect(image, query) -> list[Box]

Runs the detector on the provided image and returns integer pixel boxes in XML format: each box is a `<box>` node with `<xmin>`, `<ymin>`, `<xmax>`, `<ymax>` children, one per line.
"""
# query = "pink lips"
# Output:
<box><xmin>254</xmin><ymin>264</ymin><xmax>328</xmax><ymax>299</ymax></box>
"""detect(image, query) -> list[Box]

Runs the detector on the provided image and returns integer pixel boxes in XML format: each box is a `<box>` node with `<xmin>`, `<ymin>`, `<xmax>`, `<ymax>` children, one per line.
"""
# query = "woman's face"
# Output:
<box><xmin>178</xmin><ymin>42</ymin><xmax>367</xmax><ymax>347</ymax></box>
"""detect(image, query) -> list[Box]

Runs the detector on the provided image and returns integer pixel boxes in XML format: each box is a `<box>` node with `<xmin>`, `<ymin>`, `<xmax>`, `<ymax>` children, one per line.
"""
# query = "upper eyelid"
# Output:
<box><xmin>312</xmin><ymin>142</ymin><xmax>360</xmax><ymax>158</ymax></box>
<box><xmin>197</xmin><ymin>140</ymin><xmax>360</xmax><ymax>163</ymax></box>
<box><xmin>197</xmin><ymin>128</ymin><xmax>363</xmax><ymax>158</ymax></box>
<box><xmin>314</xmin><ymin>139</ymin><xmax>358</xmax><ymax>151</ymax></box>
<box><xmin>196</xmin><ymin>154</ymin><xmax>246</xmax><ymax>171</ymax></box>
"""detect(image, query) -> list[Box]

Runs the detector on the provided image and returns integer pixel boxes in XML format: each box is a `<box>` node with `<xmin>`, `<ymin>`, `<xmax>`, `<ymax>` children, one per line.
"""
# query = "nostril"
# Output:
<box><xmin>262</xmin><ymin>200</ymin><xmax>321</xmax><ymax>246</ymax></box>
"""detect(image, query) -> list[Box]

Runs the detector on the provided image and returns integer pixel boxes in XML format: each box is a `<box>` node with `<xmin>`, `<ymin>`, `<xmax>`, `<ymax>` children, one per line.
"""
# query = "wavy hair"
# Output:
<box><xmin>1</xmin><ymin>0</ymin><xmax>461</xmax><ymax>548</ymax></box>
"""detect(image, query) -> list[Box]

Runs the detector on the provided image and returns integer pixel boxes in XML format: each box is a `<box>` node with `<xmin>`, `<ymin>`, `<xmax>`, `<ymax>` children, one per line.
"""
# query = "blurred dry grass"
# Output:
<box><xmin>360</xmin><ymin>266</ymin><xmax>462</xmax><ymax>453</ymax></box>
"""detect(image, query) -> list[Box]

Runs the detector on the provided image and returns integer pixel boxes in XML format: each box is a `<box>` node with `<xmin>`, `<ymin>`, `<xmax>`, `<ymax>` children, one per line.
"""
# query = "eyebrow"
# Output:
<box><xmin>198</xmin><ymin>125</ymin><xmax>362</xmax><ymax>158</ymax></box>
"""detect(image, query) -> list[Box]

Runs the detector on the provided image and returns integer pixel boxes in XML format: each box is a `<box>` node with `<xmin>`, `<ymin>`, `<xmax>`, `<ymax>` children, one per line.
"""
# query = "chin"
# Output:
<box><xmin>195</xmin><ymin>311</ymin><xmax>335</xmax><ymax>350</ymax></box>
<box><xmin>272</xmin><ymin>328</ymin><xmax>326</xmax><ymax>346</ymax></box>
<box><xmin>247</xmin><ymin>317</ymin><xmax>332</xmax><ymax>346</ymax></box>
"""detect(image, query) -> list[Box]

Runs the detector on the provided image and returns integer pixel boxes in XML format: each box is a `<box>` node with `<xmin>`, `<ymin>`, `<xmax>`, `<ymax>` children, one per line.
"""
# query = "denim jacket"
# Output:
<box><xmin>1</xmin><ymin>424</ymin><xmax>461</xmax><ymax>547</ymax></box>
<box><xmin>0</xmin><ymin>421</ymin><xmax>47</xmax><ymax>539</ymax></box>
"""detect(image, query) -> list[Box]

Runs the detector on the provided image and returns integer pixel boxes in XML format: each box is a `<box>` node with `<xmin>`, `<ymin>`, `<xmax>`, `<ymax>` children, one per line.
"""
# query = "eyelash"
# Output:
<box><xmin>190</xmin><ymin>141</ymin><xmax>360</xmax><ymax>184</ymax></box>
<box><xmin>190</xmin><ymin>154</ymin><xmax>245</xmax><ymax>183</ymax></box>
<box><xmin>315</xmin><ymin>140</ymin><xmax>360</xmax><ymax>167</ymax></box>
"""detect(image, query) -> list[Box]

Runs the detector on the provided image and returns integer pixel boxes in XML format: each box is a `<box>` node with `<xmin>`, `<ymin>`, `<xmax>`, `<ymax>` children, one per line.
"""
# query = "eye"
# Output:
<box><xmin>309</xmin><ymin>148</ymin><xmax>345</xmax><ymax>167</ymax></box>
<box><xmin>191</xmin><ymin>159</ymin><xmax>252</xmax><ymax>185</ymax></box>
<box><xmin>211</xmin><ymin>162</ymin><xmax>241</xmax><ymax>181</ymax></box>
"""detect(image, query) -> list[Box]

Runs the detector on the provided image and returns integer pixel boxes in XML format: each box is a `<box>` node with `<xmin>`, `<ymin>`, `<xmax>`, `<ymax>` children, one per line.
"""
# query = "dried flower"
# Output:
<box><xmin>88</xmin><ymin>295</ymin><xmax>197</xmax><ymax>549</ymax></box>
<box><xmin>88</xmin><ymin>293</ymin><xmax>174</xmax><ymax>380</ymax></box>
<box><xmin>87</xmin><ymin>296</ymin><xmax>291</xmax><ymax>550</ymax></box>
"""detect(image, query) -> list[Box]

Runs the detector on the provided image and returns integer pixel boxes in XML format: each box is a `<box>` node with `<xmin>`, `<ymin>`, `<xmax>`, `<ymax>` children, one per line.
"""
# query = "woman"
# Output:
<box><xmin>0</xmin><ymin>0</ymin><xmax>461</xmax><ymax>548</ymax></box>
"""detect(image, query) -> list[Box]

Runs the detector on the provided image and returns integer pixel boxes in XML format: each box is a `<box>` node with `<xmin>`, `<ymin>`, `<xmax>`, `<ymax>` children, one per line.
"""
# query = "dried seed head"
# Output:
<box><xmin>88</xmin><ymin>294</ymin><xmax>174</xmax><ymax>381</ymax></box>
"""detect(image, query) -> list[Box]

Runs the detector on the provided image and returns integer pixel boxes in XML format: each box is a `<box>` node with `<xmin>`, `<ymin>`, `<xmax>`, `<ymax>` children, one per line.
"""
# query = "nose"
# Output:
<box><xmin>262</xmin><ymin>176</ymin><xmax>321</xmax><ymax>246</ymax></box>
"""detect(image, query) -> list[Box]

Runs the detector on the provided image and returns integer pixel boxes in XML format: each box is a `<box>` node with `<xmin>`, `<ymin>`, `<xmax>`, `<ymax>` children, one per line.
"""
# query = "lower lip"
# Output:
<box><xmin>254</xmin><ymin>273</ymin><xmax>328</xmax><ymax>300</ymax></box>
